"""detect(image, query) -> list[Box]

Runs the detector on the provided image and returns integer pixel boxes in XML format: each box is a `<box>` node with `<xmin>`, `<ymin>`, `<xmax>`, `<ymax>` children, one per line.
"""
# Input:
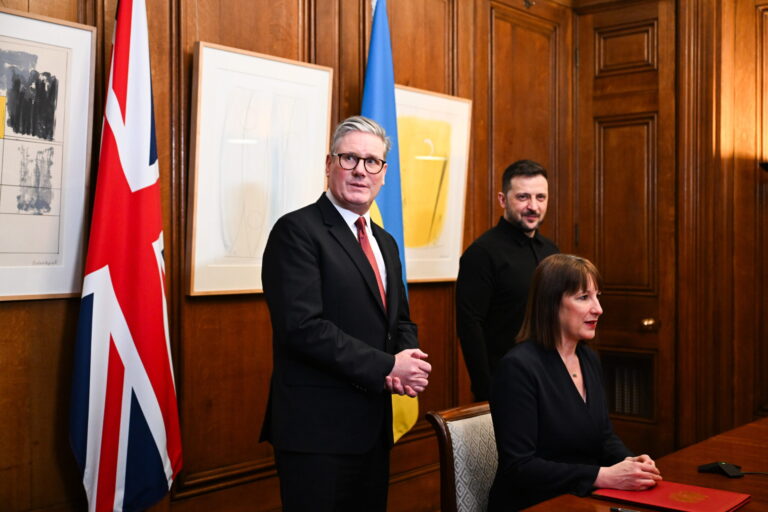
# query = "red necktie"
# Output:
<box><xmin>355</xmin><ymin>216</ymin><xmax>387</xmax><ymax>310</ymax></box>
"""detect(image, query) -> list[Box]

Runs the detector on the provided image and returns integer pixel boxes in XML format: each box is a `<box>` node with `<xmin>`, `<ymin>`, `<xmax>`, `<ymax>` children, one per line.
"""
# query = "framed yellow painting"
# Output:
<box><xmin>395</xmin><ymin>85</ymin><xmax>471</xmax><ymax>282</ymax></box>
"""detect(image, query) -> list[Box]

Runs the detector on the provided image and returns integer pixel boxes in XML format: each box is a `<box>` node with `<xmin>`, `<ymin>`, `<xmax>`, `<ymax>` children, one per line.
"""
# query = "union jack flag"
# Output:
<box><xmin>69</xmin><ymin>0</ymin><xmax>182</xmax><ymax>510</ymax></box>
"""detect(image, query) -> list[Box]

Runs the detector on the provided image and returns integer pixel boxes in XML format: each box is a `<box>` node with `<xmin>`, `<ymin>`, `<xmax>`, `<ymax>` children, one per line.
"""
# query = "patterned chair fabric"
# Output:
<box><xmin>447</xmin><ymin>413</ymin><xmax>498</xmax><ymax>512</ymax></box>
<box><xmin>427</xmin><ymin>403</ymin><xmax>497</xmax><ymax>512</ymax></box>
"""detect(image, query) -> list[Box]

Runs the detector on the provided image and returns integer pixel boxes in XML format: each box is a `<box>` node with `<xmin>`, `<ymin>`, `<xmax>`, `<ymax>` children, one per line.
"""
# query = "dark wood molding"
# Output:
<box><xmin>677</xmin><ymin>0</ymin><xmax>713</xmax><ymax>448</ymax></box>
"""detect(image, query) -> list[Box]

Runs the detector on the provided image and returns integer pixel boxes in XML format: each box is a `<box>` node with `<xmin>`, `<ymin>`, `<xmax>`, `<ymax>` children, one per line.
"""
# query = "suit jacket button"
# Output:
<box><xmin>387</xmin><ymin>334</ymin><xmax>392</xmax><ymax>341</ymax></box>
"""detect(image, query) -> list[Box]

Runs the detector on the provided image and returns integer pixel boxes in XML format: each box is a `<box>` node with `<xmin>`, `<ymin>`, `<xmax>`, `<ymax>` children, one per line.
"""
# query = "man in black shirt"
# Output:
<box><xmin>456</xmin><ymin>160</ymin><xmax>559</xmax><ymax>401</ymax></box>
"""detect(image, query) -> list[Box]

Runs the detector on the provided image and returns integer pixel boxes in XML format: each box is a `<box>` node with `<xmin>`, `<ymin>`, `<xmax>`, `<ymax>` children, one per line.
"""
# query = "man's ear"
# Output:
<box><xmin>497</xmin><ymin>191</ymin><xmax>507</xmax><ymax>208</ymax></box>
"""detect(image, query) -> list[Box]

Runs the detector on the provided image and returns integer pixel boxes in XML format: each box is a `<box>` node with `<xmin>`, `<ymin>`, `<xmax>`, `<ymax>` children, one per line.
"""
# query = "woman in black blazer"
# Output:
<box><xmin>488</xmin><ymin>254</ymin><xmax>662</xmax><ymax>511</ymax></box>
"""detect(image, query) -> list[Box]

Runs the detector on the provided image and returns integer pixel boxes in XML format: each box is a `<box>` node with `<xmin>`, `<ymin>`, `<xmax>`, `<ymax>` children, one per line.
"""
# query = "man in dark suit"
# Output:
<box><xmin>260</xmin><ymin>115</ymin><xmax>431</xmax><ymax>511</ymax></box>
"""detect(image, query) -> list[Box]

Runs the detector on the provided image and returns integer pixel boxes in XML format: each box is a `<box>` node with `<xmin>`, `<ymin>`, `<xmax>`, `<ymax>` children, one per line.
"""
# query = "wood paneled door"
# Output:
<box><xmin>574</xmin><ymin>0</ymin><xmax>676</xmax><ymax>457</ymax></box>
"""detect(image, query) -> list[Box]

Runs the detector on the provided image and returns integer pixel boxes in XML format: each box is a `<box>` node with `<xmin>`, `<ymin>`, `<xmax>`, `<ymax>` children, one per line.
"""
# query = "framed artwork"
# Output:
<box><xmin>187</xmin><ymin>42</ymin><xmax>332</xmax><ymax>295</ymax></box>
<box><xmin>395</xmin><ymin>85</ymin><xmax>472</xmax><ymax>282</ymax></box>
<box><xmin>0</xmin><ymin>8</ymin><xmax>96</xmax><ymax>300</ymax></box>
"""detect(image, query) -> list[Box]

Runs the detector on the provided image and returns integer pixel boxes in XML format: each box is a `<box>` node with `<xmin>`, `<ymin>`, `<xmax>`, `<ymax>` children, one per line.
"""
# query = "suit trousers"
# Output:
<box><xmin>275</xmin><ymin>433</ymin><xmax>390</xmax><ymax>512</ymax></box>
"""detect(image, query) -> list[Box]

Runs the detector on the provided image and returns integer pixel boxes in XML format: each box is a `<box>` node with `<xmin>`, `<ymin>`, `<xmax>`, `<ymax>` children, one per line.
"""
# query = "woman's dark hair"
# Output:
<box><xmin>516</xmin><ymin>253</ymin><xmax>603</xmax><ymax>349</ymax></box>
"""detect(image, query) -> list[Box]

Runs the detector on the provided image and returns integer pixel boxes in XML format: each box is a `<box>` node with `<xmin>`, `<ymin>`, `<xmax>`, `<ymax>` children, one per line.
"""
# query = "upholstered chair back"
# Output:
<box><xmin>427</xmin><ymin>403</ymin><xmax>498</xmax><ymax>512</ymax></box>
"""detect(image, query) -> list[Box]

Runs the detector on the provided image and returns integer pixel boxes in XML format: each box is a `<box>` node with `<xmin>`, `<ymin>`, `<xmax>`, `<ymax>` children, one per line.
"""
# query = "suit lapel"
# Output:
<box><xmin>317</xmin><ymin>195</ymin><xmax>387</xmax><ymax>314</ymax></box>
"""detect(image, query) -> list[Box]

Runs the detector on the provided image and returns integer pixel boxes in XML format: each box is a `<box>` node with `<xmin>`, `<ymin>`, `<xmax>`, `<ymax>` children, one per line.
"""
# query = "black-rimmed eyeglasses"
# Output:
<box><xmin>332</xmin><ymin>153</ymin><xmax>386</xmax><ymax>174</ymax></box>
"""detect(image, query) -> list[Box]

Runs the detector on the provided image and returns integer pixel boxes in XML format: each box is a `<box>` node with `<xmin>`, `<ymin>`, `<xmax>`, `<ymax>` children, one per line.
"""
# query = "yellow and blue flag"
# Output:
<box><xmin>361</xmin><ymin>0</ymin><xmax>419</xmax><ymax>442</ymax></box>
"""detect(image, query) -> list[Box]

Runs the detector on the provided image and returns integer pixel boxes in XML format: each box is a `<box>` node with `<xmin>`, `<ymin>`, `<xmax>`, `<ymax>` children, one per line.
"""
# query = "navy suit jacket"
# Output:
<box><xmin>260</xmin><ymin>193</ymin><xmax>418</xmax><ymax>454</ymax></box>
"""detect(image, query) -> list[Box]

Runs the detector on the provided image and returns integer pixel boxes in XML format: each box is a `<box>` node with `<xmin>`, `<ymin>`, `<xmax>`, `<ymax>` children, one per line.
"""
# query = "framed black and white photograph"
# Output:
<box><xmin>0</xmin><ymin>8</ymin><xmax>96</xmax><ymax>300</ymax></box>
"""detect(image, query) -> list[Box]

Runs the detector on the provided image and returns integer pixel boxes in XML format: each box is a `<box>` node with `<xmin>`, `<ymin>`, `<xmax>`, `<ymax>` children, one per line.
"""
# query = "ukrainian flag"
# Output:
<box><xmin>362</xmin><ymin>0</ymin><xmax>419</xmax><ymax>443</ymax></box>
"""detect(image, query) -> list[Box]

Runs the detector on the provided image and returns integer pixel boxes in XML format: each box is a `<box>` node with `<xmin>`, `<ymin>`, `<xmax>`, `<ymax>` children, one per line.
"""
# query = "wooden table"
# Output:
<box><xmin>524</xmin><ymin>417</ymin><xmax>768</xmax><ymax>511</ymax></box>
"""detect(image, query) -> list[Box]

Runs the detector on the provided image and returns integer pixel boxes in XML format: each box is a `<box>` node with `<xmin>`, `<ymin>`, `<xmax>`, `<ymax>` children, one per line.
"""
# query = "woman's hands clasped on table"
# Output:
<box><xmin>595</xmin><ymin>454</ymin><xmax>662</xmax><ymax>490</ymax></box>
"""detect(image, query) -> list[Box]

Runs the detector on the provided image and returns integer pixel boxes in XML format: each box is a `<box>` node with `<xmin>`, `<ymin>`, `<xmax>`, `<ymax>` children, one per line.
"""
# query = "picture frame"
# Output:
<box><xmin>395</xmin><ymin>85</ymin><xmax>472</xmax><ymax>282</ymax></box>
<box><xmin>187</xmin><ymin>42</ymin><xmax>332</xmax><ymax>295</ymax></box>
<box><xmin>0</xmin><ymin>8</ymin><xmax>96</xmax><ymax>300</ymax></box>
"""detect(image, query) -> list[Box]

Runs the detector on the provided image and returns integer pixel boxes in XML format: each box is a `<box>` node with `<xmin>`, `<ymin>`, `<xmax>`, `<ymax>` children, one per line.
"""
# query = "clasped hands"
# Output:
<box><xmin>595</xmin><ymin>454</ymin><xmax>663</xmax><ymax>490</ymax></box>
<box><xmin>385</xmin><ymin>348</ymin><xmax>431</xmax><ymax>397</ymax></box>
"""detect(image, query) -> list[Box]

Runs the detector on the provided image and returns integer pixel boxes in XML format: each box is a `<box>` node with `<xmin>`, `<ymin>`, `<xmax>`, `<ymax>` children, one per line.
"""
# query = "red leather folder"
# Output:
<box><xmin>593</xmin><ymin>480</ymin><xmax>751</xmax><ymax>512</ymax></box>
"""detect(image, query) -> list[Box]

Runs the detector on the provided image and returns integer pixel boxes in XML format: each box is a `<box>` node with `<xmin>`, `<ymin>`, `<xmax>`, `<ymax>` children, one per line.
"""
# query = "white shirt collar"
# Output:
<box><xmin>325</xmin><ymin>189</ymin><xmax>372</xmax><ymax>231</ymax></box>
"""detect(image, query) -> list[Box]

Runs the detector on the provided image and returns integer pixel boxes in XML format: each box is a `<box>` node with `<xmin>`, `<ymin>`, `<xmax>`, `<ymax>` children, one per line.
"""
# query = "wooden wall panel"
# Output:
<box><xmin>468</xmin><ymin>1</ymin><xmax>495</xmax><ymax>239</ymax></box>
<box><xmin>732</xmin><ymin>1</ymin><xmax>761</xmax><ymax>425</ymax></box>
<box><xmin>490</xmin><ymin>9</ymin><xmax>557</xmax><ymax>178</ymax></box>
<box><xmin>595</xmin><ymin>19</ymin><xmax>658</xmax><ymax>79</ymax></box>
<box><xmin>312</xmin><ymin>0</ymin><xmax>342</xmax><ymax>122</ymax></box>
<box><xmin>177</xmin><ymin>299</ymin><xmax>274</xmax><ymax>493</ymax></box>
<box><xmin>101</xmin><ymin>1</ymin><xmax>117</xmax><ymax>89</ymax></box>
<box><xmin>472</xmin><ymin>0</ymin><xmax>572</xmax><ymax>251</ymax></box>
<box><xmin>334</xmin><ymin>0</ymin><xmax>365</xmax><ymax>120</ymax></box>
<box><xmin>596</xmin><ymin>116</ymin><xmax>656</xmax><ymax>290</ymax></box>
<box><xmin>28</xmin><ymin>1</ymin><xmax>78</xmax><ymax>20</ymax></box>
<box><xmin>407</xmin><ymin>284</ymin><xmax>457</xmax><ymax>418</ymax></box>
<box><xmin>171</xmin><ymin>476</ymin><xmax>283</xmax><ymax>512</ymax></box>
<box><xmin>389</xmin><ymin>0</ymin><xmax>451</xmax><ymax>92</ymax></box>
<box><xmin>0</xmin><ymin>301</ymin><xmax>85</xmax><ymax>511</ymax></box>
<box><xmin>1</xmin><ymin>0</ymin><xmax>29</xmax><ymax>11</ymax></box>
<box><xmin>726</xmin><ymin>0</ymin><xmax>767</xmax><ymax>421</ymax></box>
<box><xmin>760</xmin><ymin>4</ymin><xmax>768</xmax><ymax>416</ymax></box>
<box><xmin>185</xmin><ymin>1</ymin><xmax>304</xmax><ymax>60</ymax></box>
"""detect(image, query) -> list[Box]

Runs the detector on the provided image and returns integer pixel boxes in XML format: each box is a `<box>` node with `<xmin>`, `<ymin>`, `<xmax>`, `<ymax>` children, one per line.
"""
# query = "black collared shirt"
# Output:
<box><xmin>456</xmin><ymin>217</ymin><xmax>559</xmax><ymax>401</ymax></box>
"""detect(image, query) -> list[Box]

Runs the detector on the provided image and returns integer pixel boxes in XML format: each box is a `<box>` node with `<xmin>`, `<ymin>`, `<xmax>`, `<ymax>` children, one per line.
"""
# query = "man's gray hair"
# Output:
<box><xmin>330</xmin><ymin>115</ymin><xmax>391</xmax><ymax>156</ymax></box>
